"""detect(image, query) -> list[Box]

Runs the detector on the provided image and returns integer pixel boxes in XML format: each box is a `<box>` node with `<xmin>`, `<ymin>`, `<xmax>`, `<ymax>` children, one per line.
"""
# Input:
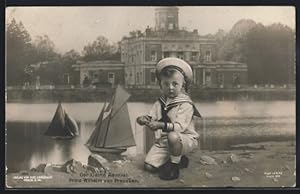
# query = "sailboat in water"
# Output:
<box><xmin>85</xmin><ymin>85</ymin><xmax>136</xmax><ymax>154</ymax></box>
<box><xmin>44</xmin><ymin>102</ymin><xmax>79</xmax><ymax>139</ymax></box>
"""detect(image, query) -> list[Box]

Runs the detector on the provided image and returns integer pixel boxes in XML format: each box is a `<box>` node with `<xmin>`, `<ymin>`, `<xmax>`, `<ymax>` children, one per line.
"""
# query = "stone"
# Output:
<box><xmin>199</xmin><ymin>155</ymin><xmax>218</xmax><ymax>165</ymax></box>
<box><xmin>44</xmin><ymin>163</ymin><xmax>53</xmax><ymax>174</ymax></box>
<box><xmin>86</xmin><ymin>165</ymin><xmax>100</xmax><ymax>173</ymax></box>
<box><xmin>35</xmin><ymin>163</ymin><xmax>47</xmax><ymax>172</ymax></box>
<box><xmin>282</xmin><ymin>165</ymin><xmax>290</xmax><ymax>171</ymax></box>
<box><xmin>19</xmin><ymin>170</ymin><xmax>29</xmax><ymax>175</ymax></box>
<box><xmin>231</xmin><ymin>176</ymin><xmax>241</xmax><ymax>182</ymax></box>
<box><xmin>52</xmin><ymin>165</ymin><xmax>63</xmax><ymax>172</ymax></box>
<box><xmin>244</xmin><ymin>168</ymin><xmax>251</xmax><ymax>173</ymax></box>
<box><xmin>88</xmin><ymin>154</ymin><xmax>108</xmax><ymax>170</ymax></box>
<box><xmin>61</xmin><ymin>159</ymin><xmax>86</xmax><ymax>174</ymax></box>
<box><xmin>228</xmin><ymin>154</ymin><xmax>239</xmax><ymax>163</ymax></box>
<box><xmin>113</xmin><ymin>160</ymin><xmax>123</xmax><ymax>165</ymax></box>
<box><xmin>205</xmin><ymin>172</ymin><xmax>213</xmax><ymax>179</ymax></box>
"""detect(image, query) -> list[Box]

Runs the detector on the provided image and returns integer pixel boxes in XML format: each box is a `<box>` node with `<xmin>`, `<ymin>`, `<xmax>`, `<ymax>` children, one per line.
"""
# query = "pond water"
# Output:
<box><xmin>6</xmin><ymin>101</ymin><xmax>295</xmax><ymax>172</ymax></box>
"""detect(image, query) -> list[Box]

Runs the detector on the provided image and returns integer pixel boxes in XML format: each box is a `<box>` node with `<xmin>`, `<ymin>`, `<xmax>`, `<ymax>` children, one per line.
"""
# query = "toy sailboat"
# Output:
<box><xmin>85</xmin><ymin>85</ymin><xmax>136</xmax><ymax>154</ymax></box>
<box><xmin>44</xmin><ymin>102</ymin><xmax>79</xmax><ymax>139</ymax></box>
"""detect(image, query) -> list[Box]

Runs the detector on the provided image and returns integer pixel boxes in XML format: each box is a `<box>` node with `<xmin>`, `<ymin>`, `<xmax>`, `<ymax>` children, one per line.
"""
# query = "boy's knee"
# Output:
<box><xmin>168</xmin><ymin>131</ymin><xmax>181</xmax><ymax>145</ymax></box>
<box><xmin>144</xmin><ymin>163</ymin><xmax>157</xmax><ymax>173</ymax></box>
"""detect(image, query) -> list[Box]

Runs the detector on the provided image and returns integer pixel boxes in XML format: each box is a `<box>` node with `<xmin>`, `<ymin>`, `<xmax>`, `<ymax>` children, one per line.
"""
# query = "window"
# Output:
<box><xmin>107</xmin><ymin>72</ymin><xmax>115</xmax><ymax>85</ymax></box>
<box><xmin>177</xmin><ymin>52</ymin><xmax>184</xmax><ymax>59</ymax></box>
<box><xmin>150</xmin><ymin>69</ymin><xmax>156</xmax><ymax>84</ymax></box>
<box><xmin>108</xmin><ymin>73</ymin><xmax>114</xmax><ymax>79</ymax></box>
<box><xmin>151</xmin><ymin>50</ymin><xmax>157</xmax><ymax>61</ymax></box>
<box><xmin>163</xmin><ymin>52</ymin><xmax>170</xmax><ymax>58</ymax></box>
<box><xmin>217</xmin><ymin>73</ymin><xmax>224</xmax><ymax>85</ymax></box>
<box><xmin>63</xmin><ymin>73</ymin><xmax>70</xmax><ymax>84</ymax></box>
<box><xmin>191</xmin><ymin>52</ymin><xmax>197</xmax><ymax>61</ymax></box>
<box><xmin>205</xmin><ymin>72</ymin><xmax>211</xmax><ymax>83</ymax></box>
<box><xmin>205</xmin><ymin>50</ymin><xmax>212</xmax><ymax>62</ymax></box>
<box><xmin>168</xmin><ymin>23</ymin><xmax>174</xmax><ymax>30</ymax></box>
<box><xmin>136</xmin><ymin>72</ymin><xmax>140</xmax><ymax>84</ymax></box>
<box><xmin>232</xmin><ymin>73</ymin><xmax>240</xmax><ymax>86</ymax></box>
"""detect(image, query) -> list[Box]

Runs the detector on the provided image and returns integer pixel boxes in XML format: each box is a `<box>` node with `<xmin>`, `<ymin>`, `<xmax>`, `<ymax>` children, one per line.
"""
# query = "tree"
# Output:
<box><xmin>62</xmin><ymin>49</ymin><xmax>81</xmax><ymax>65</ymax></box>
<box><xmin>243</xmin><ymin>23</ymin><xmax>295</xmax><ymax>84</ymax></box>
<box><xmin>82</xmin><ymin>36</ymin><xmax>120</xmax><ymax>61</ymax></box>
<box><xmin>215</xmin><ymin>19</ymin><xmax>295</xmax><ymax>85</ymax></box>
<box><xmin>33</xmin><ymin>35</ymin><xmax>58</xmax><ymax>62</ymax></box>
<box><xmin>6</xmin><ymin>18</ymin><xmax>35</xmax><ymax>86</ymax></box>
<box><xmin>60</xmin><ymin>49</ymin><xmax>81</xmax><ymax>84</ymax></box>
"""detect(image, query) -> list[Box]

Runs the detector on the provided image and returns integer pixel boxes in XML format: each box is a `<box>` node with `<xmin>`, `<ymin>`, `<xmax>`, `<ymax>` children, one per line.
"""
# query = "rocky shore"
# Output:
<box><xmin>6</xmin><ymin>141</ymin><xmax>296</xmax><ymax>188</ymax></box>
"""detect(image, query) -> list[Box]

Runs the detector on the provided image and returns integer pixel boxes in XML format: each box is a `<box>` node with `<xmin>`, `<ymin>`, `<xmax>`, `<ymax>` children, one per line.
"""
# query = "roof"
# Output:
<box><xmin>72</xmin><ymin>60</ymin><xmax>124</xmax><ymax>69</ymax></box>
<box><xmin>202</xmin><ymin>61</ymin><xmax>247</xmax><ymax>66</ymax></box>
<box><xmin>76</xmin><ymin>60</ymin><xmax>122</xmax><ymax>64</ymax></box>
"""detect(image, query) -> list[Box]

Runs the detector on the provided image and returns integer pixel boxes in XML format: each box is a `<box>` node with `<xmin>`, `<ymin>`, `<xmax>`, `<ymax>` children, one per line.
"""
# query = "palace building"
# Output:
<box><xmin>120</xmin><ymin>6</ymin><xmax>247</xmax><ymax>88</ymax></box>
<box><xmin>73</xmin><ymin>7</ymin><xmax>247</xmax><ymax>88</ymax></box>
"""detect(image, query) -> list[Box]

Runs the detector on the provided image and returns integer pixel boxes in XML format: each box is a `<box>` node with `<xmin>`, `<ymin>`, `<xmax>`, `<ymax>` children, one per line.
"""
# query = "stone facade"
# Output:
<box><xmin>72</xmin><ymin>61</ymin><xmax>124</xmax><ymax>87</ymax></box>
<box><xmin>120</xmin><ymin>6</ymin><xmax>248</xmax><ymax>88</ymax></box>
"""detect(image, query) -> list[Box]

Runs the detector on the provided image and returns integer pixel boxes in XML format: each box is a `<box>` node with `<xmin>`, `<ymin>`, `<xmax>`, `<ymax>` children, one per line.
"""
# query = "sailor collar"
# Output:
<box><xmin>159</xmin><ymin>95</ymin><xmax>192</xmax><ymax>109</ymax></box>
<box><xmin>158</xmin><ymin>95</ymin><xmax>202</xmax><ymax>118</ymax></box>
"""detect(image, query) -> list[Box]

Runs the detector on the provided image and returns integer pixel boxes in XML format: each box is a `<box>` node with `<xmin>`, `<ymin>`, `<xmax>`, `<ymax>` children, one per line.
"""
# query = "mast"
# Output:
<box><xmin>85</xmin><ymin>101</ymin><xmax>108</xmax><ymax>147</ymax></box>
<box><xmin>104</xmin><ymin>85</ymin><xmax>135</xmax><ymax>148</ymax></box>
<box><xmin>86</xmin><ymin>85</ymin><xmax>136</xmax><ymax>151</ymax></box>
<box><xmin>102</xmin><ymin>91</ymin><xmax>116</xmax><ymax>147</ymax></box>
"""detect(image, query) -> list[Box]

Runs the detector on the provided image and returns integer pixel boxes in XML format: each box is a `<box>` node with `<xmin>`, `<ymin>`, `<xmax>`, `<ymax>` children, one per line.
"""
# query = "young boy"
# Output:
<box><xmin>137</xmin><ymin>57</ymin><xmax>201</xmax><ymax>180</ymax></box>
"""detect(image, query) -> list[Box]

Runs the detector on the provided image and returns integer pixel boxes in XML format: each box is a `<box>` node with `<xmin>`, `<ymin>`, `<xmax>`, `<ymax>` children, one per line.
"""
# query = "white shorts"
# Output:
<box><xmin>144</xmin><ymin>132</ymin><xmax>198</xmax><ymax>168</ymax></box>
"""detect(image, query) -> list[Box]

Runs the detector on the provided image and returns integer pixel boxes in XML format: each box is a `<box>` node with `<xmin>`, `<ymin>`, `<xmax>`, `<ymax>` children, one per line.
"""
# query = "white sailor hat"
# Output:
<box><xmin>156</xmin><ymin>57</ymin><xmax>193</xmax><ymax>83</ymax></box>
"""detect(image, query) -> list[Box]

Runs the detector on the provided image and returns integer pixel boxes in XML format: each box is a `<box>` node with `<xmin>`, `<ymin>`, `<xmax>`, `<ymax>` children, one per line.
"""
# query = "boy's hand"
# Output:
<box><xmin>136</xmin><ymin>116</ymin><xmax>151</xmax><ymax>125</ymax></box>
<box><xmin>146</xmin><ymin>121</ymin><xmax>164</xmax><ymax>131</ymax></box>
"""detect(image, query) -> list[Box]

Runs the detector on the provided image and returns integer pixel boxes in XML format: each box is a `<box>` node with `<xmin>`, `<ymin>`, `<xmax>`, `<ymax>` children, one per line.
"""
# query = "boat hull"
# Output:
<box><xmin>88</xmin><ymin>146</ymin><xmax>127</xmax><ymax>154</ymax></box>
<box><xmin>50</xmin><ymin>136</ymin><xmax>74</xmax><ymax>140</ymax></box>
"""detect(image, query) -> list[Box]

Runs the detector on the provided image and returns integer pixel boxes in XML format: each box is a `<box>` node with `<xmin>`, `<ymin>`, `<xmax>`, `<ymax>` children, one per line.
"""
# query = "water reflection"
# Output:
<box><xmin>6</xmin><ymin>101</ymin><xmax>295</xmax><ymax>173</ymax></box>
<box><xmin>6</xmin><ymin>121</ymin><xmax>94</xmax><ymax>173</ymax></box>
<box><xmin>7</xmin><ymin>116</ymin><xmax>295</xmax><ymax>172</ymax></box>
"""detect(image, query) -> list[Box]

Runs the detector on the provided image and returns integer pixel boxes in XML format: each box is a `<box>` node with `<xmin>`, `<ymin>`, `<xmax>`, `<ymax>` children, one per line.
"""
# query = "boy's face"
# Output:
<box><xmin>160</xmin><ymin>71</ymin><xmax>185</xmax><ymax>98</ymax></box>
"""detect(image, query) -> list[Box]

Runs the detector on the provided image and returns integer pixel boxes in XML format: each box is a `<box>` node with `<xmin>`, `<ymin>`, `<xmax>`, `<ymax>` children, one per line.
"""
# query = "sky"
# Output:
<box><xmin>6</xmin><ymin>6</ymin><xmax>295</xmax><ymax>53</ymax></box>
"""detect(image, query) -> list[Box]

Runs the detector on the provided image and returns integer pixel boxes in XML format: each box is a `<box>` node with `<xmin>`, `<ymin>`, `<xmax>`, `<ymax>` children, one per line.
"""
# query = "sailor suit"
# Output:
<box><xmin>144</xmin><ymin>93</ymin><xmax>201</xmax><ymax>168</ymax></box>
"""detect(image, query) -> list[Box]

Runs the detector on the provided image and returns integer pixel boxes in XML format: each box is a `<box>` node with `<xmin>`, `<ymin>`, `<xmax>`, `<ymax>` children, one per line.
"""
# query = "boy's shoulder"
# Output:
<box><xmin>157</xmin><ymin>93</ymin><xmax>194</xmax><ymax>107</ymax></box>
<box><xmin>176</xmin><ymin>93</ymin><xmax>193</xmax><ymax>101</ymax></box>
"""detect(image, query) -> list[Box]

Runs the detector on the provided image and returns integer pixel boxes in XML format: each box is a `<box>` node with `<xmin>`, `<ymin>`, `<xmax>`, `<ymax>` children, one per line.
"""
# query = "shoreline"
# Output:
<box><xmin>6</xmin><ymin>140</ymin><xmax>296</xmax><ymax>188</ymax></box>
<box><xmin>6</xmin><ymin>88</ymin><xmax>296</xmax><ymax>103</ymax></box>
